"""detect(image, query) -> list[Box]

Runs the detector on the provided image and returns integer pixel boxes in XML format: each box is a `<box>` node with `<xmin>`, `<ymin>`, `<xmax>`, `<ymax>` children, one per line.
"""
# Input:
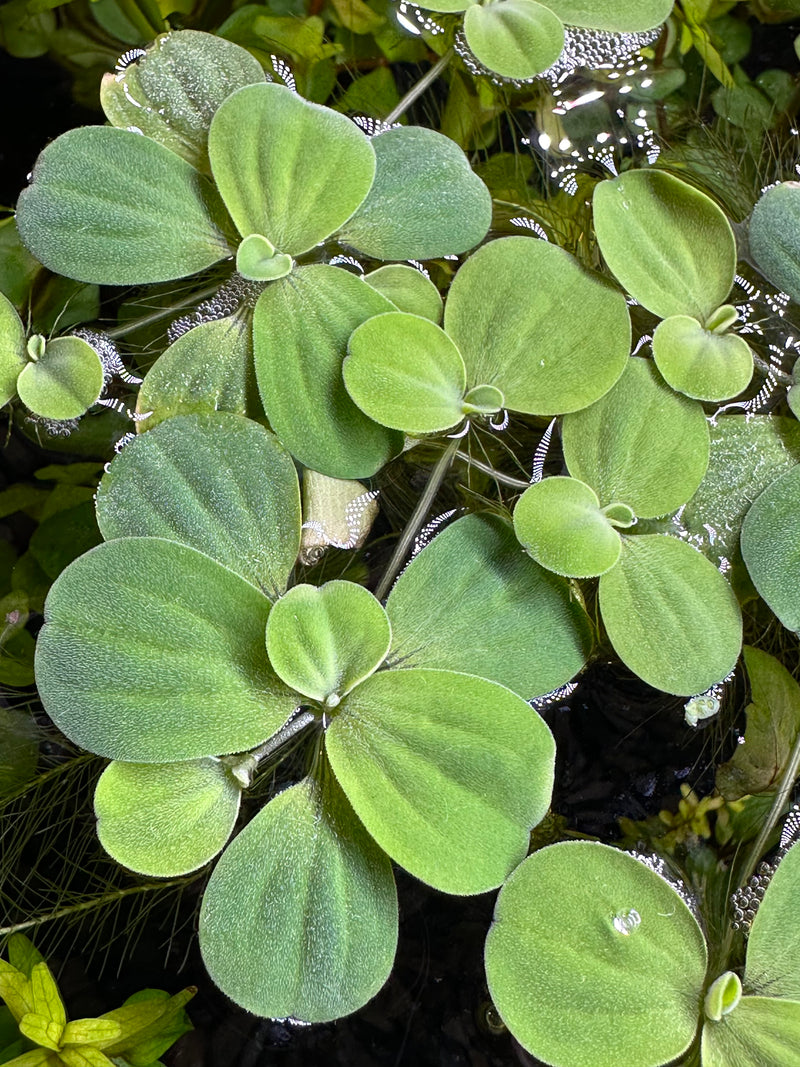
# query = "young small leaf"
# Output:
<box><xmin>16</xmin><ymin>336</ymin><xmax>104</xmax><ymax>421</ymax></box>
<box><xmin>652</xmin><ymin>314</ymin><xmax>753</xmax><ymax>402</ymax></box>
<box><xmin>463</xmin><ymin>0</ymin><xmax>564</xmax><ymax>80</ymax></box>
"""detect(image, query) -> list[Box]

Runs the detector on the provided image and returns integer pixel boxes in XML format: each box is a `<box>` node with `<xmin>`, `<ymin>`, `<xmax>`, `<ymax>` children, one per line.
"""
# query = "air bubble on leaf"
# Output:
<box><xmin>265</xmin><ymin>55</ymin><xmax>297</xmax><ymax>93</ymax></box>
<box><xmin>780</xmin><ymin>806</ymin><xmax>800</xmax><ymax>853</ymax></box>
<box><xmin>510</xmin><ymin>217</ymin><xmax>549</xmax><ymax>240</ymax></box>
<box><xmin>73</xmin><ymin>329</ymin><xmax>142</xmax><ymax>386</ymax></box>
<box><xmin>411</xmin><ymin>507</ymin><xmax>461</xmax><ymax>558</ymax></box>
<box><xmin>25</xmin><ymin>413</ymin><xmax>79</xmax><ymax>438</ymax></box>
<box><xmin>301</xmin><ymin>489</ymin><xmax>381</xmax><ymax>553</ymax></box>
<box><xmin>627</xmin><ymin>851</ymin><xmax>702</xmax><ymax>923</ymax></box>
<box><xmin>329</xmin><ymin>255</ymin><xmax>365</xmax><ymax>273</ymax></box>
<box><xmin>353</xmin><ymin>116</ymin><xmax>402</xmax><ymax>137</ymax></box>
<box><xmin>397</xmin><ymin>1</ymin><xmax>445</xmax><ymax>36</ymax></box>
<box><xmin>529</xmin><ymin>680</ymin><xmax>578</xmax><ymax>710</ymax></box>
<box><xmin>730</xmin><ymin>860</ymin><xmax>777</xmax><ymax>932</ymax></box>
<box><xmin>531</xmin><ymin>418</ymin><xmax>557</xmax><ymax>483</ymax></box>
<box><xmin>115</xmin><ymin>47</ymin><xmax>147</xmax><ymax>79</ymax></box>
<box><xmin>114</xmin><ymin>432</ymin><xmax>137</xmax><ymax>454</ymax></box>
<box><xmin>612</xmin><ymin>907</ymin><xmax>641</xmax><ymax>935</ymax></box>
<box><xmin>167</xmin><ymin>276</ymin><xmax>263</xmax><ymax>343</ymax></box>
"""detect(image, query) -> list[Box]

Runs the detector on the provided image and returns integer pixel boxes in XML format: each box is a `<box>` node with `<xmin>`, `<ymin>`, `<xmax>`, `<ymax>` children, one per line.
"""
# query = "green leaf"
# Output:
<box><xmin>100</xmin><ymin>29</ymin><xmax>265</xmax><ymax>174</ymax></box>
<box><xmin>652</xmin><ymin>314</ymin><xmax>753</xmax><ymax>402</ymax></box>
<box><xmin>746</xmin><ymin>839</ymin><xmax>800</xmax><ymax>999</ymax></box>
<box><xmin>94</xmin><ymin>758</ymin><xmax>241</xmax><ymax>877</ymax></box>
<box><xmin>29</xmin><ymin>965</ymin><xmax>65</xmax><ymax>1031</ymax></box>
<box><xmin>384</xmin><ymin>513</ymin><xmax>592</xmax><ymax>699</ymax></box>
<box><xmin>253</xmin><ymin>265</ymin><xmax>403</xmax><ymax>478</ymax></box>
<box><xmin>60</xmin><ymin>1018</ymin><xmax>122</xmax><ymax>1046</ymax></box>
<box><xmin>7</xmin><ymin>935</ymin><xmax>45</xmax><ymax>981</ymax></box>
<box><xmin>562</xmin><ymin>357</ymin><xmax>710</xmax><ymax>518</ymax></box>
<box><xmin>35</xmin><ymin>538</ymin><xmax>296</xmax><ymax>761</ymax></box>
<box><xmin>514</xmin><ymin>477</ymin><xmax>622</xmax><ymax>578</ymax></box>
<box><xmin>717</xmin><ymin>647</ymin><xmax>800</xmax><ymax>800</ymax></box>
<box><xmin>28</xmin><ymin>500</ymin><xmax>101</xmax><ymax>581</ymax></box>
<box><xmin>101</xmin><ymin>988</ymin><xmax>195</xmax><ymax>1058</ymax></box>
<box><xmin>136</xmin><ymin>315</ymin><xmax>258</xmax><ymax>430</ymax></box>
<box><xmin>749</xmin><ymin>182</ymin><xmax>800</xmax><ymax>304</ymax></box>
<box><xmin>0</xmin><ymin>291</ymin><xmax>26</xmax><ymax>408</ymax></box>
<box><xmin>337</xmin><ymin>126</ymin><xmax>491</xmax><ymax>261</ymax></box>
<box><xmin>0</xmin><ymin>706</ymin><xmax>38</xmax><ymax>797</ymax></box>
<box><xmin>326</xmin><ymin>668</ymin><xmax>555</xmax><ymax>894</ymax></box>
<box><xmin>414</xmin><ymin>0</ymin><xmax>474</xmax><ymax>10</ymax></box>
<box><xmin>235</xmin><ymin>234</ymin><xmax>293</xmax><ymax>281</ymax></box>
<box><xmin>344</xmin><ymin>312</ymin><xmax>468</xmax><ymax>434</ymax></box>
<box><xmin>702</xmin><ymin>996</ymin><xmax>800</xmax><ymax>1067</ymax></box>
<box><xmin>484</xmin><ymin>841</ymin><xmax>707</xmax><ymax>1067</ymax></box>
<box><xmin>593</xmin><ymin>169</ymin><xmax>736</xmax><ymax>321</ymax></box>
<box><xmin>543</xmin><ymin>0</ymin><xmax>674</xmax><ymax>31</ymax></box>
<box><xmin>680</xmin><ymin>415</ymin><xmax>800</xmax><ymax>564</ymax></box>
<box><xmin>363</xmin><ymin>265</ymin><xmax>442</xmax><ymax>323</ymax></box>
<box><xmin>16</xmin><ymin>336</ymin><xmax>104</xmax><ymax>421</ymax></box>
<box><xmin>463</xmin><ymin>0</ymin><xmax>564</xmax><ymax>80</ymax></box>
<box><xmin>0</xmin><ymin>961</ymin><xmax>34</xmax><ymax>1024</ymax></box>
<box><xmin>266</xmin><ymin>582</ymin><xmax>391</xmax><ymax>703</ymax></box>
<box><xmin>199</xmin><ymin>769</ymin><xmax>398</xmax><ymax>1022</ymax></box>
<box><xmin>444</xmin><ymin>237</ymin><xmax>630</xmax><ymax>415</ymax></box>
<box><xmin>599</xmin><ymin>534</ymin><xmax>743</xmax><ymax>695</ymax></box>
<box><xmin>16</xmin><ymin>127</ymin><xmax>233</xmax><ymax>285</ymax></box>
<box><xmin>741</xmin><ymin>463</ymin><xmax>800</xmax><ymax>631</ymax></box>
<box><xmin>704</xmin><ymin>971</ymin><xmax>742</xmax><ymax>1021</ymax></box>
<box><xmin>208</xmin><ymin>83</ymin><xmax>375</xmax><ymax>254</ymax></box>
<box><xmin>95</xmin><ymin>412</ymin><xmax>300</xmax><ymax>598</ymax></box>
<box><xmin>18</xmin><ymin>1012</ymin><xmax>62</xmax><ymax>1051</ymax></box>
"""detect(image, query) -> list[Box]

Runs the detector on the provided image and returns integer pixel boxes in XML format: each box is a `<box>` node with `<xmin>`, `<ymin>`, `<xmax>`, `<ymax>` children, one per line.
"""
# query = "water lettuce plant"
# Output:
<box><xmin>34</xmin><ymin>411</ymin><xmax>559</xmax><ymax>1020</ymax></box>
<box><xmin>485</xmin><ymin>836</ymin><xmax>800</xmax><ymax>1067</ymax></box>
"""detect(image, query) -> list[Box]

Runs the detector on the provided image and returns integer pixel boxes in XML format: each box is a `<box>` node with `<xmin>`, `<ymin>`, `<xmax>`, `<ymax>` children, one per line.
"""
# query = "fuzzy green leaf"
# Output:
<box><xmin>344</xmin><ymin>312</ymin><xmax>467</xmax><ymax>434</ymax></box>
<box><xmin>749</xmin><ymin>182</ymin><xmax>800</xmax><ymax>303</ymax></box>
<box><xmin>100</xmin><ymin>29</ymin><xmax>265</xmax><ymax>173</ymax></box>
<box><xmin>338</xmin><ymin>125</ymin><xmax>491</xmax><ymax>260</ymax></box>
<box><xmin>485</xmin><ymin>841</ymin><xmax>707</xmax><ymax>1067</ymax></box>
<box><xmin>95</xmin><ymin>412</ymin><xmax>300</xmax><ymax>597</ymax></box>
<box><xmin>16</xmin><ymin>127</ymin><xmax>233</xmax><ymax>285</ymax></box>
<box><xmin>199</xmin><ymin>770</ymin><xmax>398</xmax><ymax>1022</ymax></box>
<box><xmin>16</xmin><ymin>336</ymin><xmax>104</xmax><ymax>420</ymax></box>
<box><xmin>514</xmin><ymin>476</ymin><xmax>622</xmax><ymax>578</ymax></box>
<box><xmin>544</xmin><ymin>0</ymin><xmax>673</xmax><ymax>31</ymax></box>
<box><xmin>444</xmin><ymin>237</ymin><xmax>630</xmax><ymax>414</ymax></box>
<box><xmin>0</xmin><ymin>291</ymin><xmax>26</xmax><ymax>408</ymax></box>
<box><xmin>746</xmin><ymin>839</ymin><xmax>800</xmax><ymax>999</ymax></box>
<box><xmin>363</xmin><ymin>265</ymin><xmax>442</xmax><ymax>323</ymax></box>
<box><xmin>463</xmin><ymin>0</ymin><xmax>564</xmax><ymax>80</ymax></box>
<box><xmin>94</xmin><ymin>758</ymin><xmax>241</xmax><ymax>877</ymax></box>
<box><xmin>702</xmin><ymin>996</ymin><xmax>800</xmax><ymax>1067</ymax></box>
<box><xmin>717</xmin><ymin>646</ymin><xmax>800</xmax><ymax>800</ymax></box>
<box><xmin>741</xmin><ymin>463</ymin><xmax>800</xmax><ymax>632</ymax></box>
<box><xmin>593</xmin><ymin>169</ymin><xmax>736</xmax><ymax>321</ymax></box>
<box><xmin>136</xmin><ymin>315</ymin><xmax>257</xmax><ymax>429</ymax></box>
<box><xmin>561</xmin><ymin>356</ymin><xmax>710</xmax><ymax>518</ymax></box>
<box><xmin>326</xmin><ymin>668</ymin><xmax>555</xmax><ymax>894</ymax></box>
<box><xmin>652</xmin><ymin>314</ymin><xmax>753</xmax><ymax>402</ymax></box>
<box><xmin>266</xmin><ymin>582</ymin><xmax>391</xmax><ymax>702</ymax></box>
<box><xmin>35</xmin><ymin>538</ymin><xmax>296</xmax><ymax>761</ymax></box>
<box><xmin>599</xmin><ymin>534</ymin><xmax>743</xmax><ymax>695</ymax></box>
<box><xmin>235</xmin><ymin>234</ymin><xmax>293</xmax><ymax>281</ymax></box>
<box><xmin>208</xmin><ymin>83</ymin><xmax>375</xmax><ymax>254</ymax></box>
<box><xmin>385</xmin><ymin>513</ymin><xmax>592</xmax><ymax>699</ymax></box>
<box><xmin>253</xmin><ymin>265</ymin><xmax>403</xmax><ymax>478</ymax></box>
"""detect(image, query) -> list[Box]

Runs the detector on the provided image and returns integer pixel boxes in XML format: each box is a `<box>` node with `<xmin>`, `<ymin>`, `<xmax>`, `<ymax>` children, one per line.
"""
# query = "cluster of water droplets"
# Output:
<box><xmin>730</xmin><ymin>807</ymin><xmax>800</xmax><ymax>932</ymax></box>
<box><xmin>167</xmin><ymin>276</ymin><xmax>263</xmax><ymax>343</ymax></box>
<box><xmin>301</xmin><ymin>489</ymin><xmax>381</xmax><ymax>560</ymax></box>
<box><xmin>628</xmin><ymin>850</ymin><xmax>703</xmax><ymax>924</ymax></box>
<box><xmin>683</xmin><ymin>669</ymin><xmax>736</xmax><ymax>728</ymax></box>
<box><xmin>529</xmin><ymin>680</ymin><xmax>578</xmax><ymax>711</ymax></box>
<box><xmin>396</xmin><ymin>1</ymin><xmax>445</xmax><ymax>38</ymax></box>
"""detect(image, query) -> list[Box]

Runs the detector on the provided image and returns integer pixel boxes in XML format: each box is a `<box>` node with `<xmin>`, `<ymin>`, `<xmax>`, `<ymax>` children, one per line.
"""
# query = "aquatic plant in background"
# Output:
<box><xmin>1</xmin><ymin>5</ymin><xmax>800</xmax><ymax>1063</ymax></box>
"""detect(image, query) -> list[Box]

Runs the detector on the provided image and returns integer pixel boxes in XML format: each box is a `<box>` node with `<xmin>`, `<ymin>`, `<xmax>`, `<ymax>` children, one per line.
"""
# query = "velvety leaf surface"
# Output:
<box><xmin>266</xmin><ymin>582</ymin><xmax>391</xmax><ymax>702</ymax></box>
<box><xmin>385</xmin><ymin>513</ymin><xmax>591</xmax><ymax>698</ymax></box>
<box><xmin>680</xmin><ymin>415</ymin><xmax>800</xmax><ymax>564</ymax></box>
<box><xmin>463</xmin><ymin>0</ymin><xmax>564</xmax><ymax>80</ymax></box>
<box><xmin>136</xmin><ymin>315</ymin><xmax>258</xmax><ymax>429</ymax></box>
<box><xmin>94</xmin><ymin>758</ymin><xmax>241</xmax><ymax>876</ymax></box>
<box><xmin>593</xmin><ymin>169</ymin><xmax>736</xmax><ymax>321</ymax></box>
<box><xmin>599</xmin><ymin>534</ymin><xmax>743</xmax><ymax>695</ymax></box>
<box><xmin>415</xmin><ymin>0</ymin><xmax>473</xmax><ymax>10</ymax></box>
<box><xmin>717</xmin><ymin>647</ymin><xmax>800</xmax><ymax>800</ymax></box>
<box><xmin>544</xmin><ymin>0</ymin><xmax>673</xmax><ymax>31</ymax></box>
<box><xmin>702</xmin><ymin>996</ymin><xmax>800</xmax><ymax>1067</ymax></box>
<box><xmin>561</xmin><ymin>356</ymin><xmax>710</xmax><ymax>517</ymax></box>
<box><xmin>16</xmin><ymin>337</ymin><xmax>104</xmax><ymax>420</ymax></box>
<box><xmin>514</xmin><ymin>477</ymin><xmax>622</xmax><ymax>577</ymax></box>
<box><xmin>16</xmin><ymin>127</ymin><xmax>234</xmax><ymax>285</ymax></box>
<box><xmin>35</xmin><ymin>538</ymin><xmax>296</xmax><ymax>761</ymax></box>
<box><xmin>95</xmin><ymin>412</ymin><xmax>300</xmax><ymax>597</ymax></box>
<box><xmin>444</xmin><ymin>237</ymin><xmax>630</xmax><ymax>414</ymax></box>
<box><xmin>326</xmin><ymin>668</ymin><xmax>555</xmax><ymax>894</ymax></box>
<box><xmin>749</xmin><ymin>182</ymin><xmax>800</xmax><ymax>303</ymax></box>
<box><xmin>338</xmin><ymin>126</ymin><xmax>491</xmax><ymax>260</ymax></box>
<box><xmin>199</xmin><ymin>771</ymin><xmax>398</xmax><ymax>1022</ymax></box>
<box><xmin>741</xmin><ymin>463</ymin><xmax>800</xmax><ymax>631</ymax></box>
<box><xmin>344</xmin><ymin>312</ymin><xmax>467</xmax><ymax>434</ymax></box>
<box><xmin>208</xmin><ymin>83</ymin><xmax>375</xmax><ymax>253</ymax></box>
<box><xmin>485</xmin><ymin>842</ymin><xmax>707</xmax><ymax>1067</ymax></box>
<box><xmin>253</xmin><ymin>265</ymin><xmax>403</xmax><ymax>478</ymax></box>
<box><xmin>363</xmin><ymin>265</ymin><xmax>443</xmax><ymax>322</ymax></box>
<box><xmin>746</xmin><ymin>839</ymin><xmax>800</xmax><ymax>999</ymax></box>
<box><xmin>0</xmin><ymin>291</ymin><xmax>26</xmax><ymax>407</ymax></box>
<box><xmin>100</xmin><ymin>29</ymin><xmax>265</xmax><ymax>173</ymax></box>
<box><xmin>652</xmin><ymin>314</ymin><xmax>753</xmax><ymax>402</ymax></box>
